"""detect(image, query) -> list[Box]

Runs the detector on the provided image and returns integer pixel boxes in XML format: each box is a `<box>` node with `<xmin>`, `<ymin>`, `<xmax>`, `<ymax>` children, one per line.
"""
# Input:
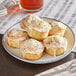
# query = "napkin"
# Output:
<box><xmin>0</xmin><ymin>4</ymin><xmax>7</xmax><ymax>17</ymax></box>
<box><xmin>0</xmin><ymin>0</ymin><xmax>4</xmax><ymax>4</ymax></box>
<box><xmin>35</xmin><ymin>59</ymin><xmax>76</xmax><ymax>76</ymax></box>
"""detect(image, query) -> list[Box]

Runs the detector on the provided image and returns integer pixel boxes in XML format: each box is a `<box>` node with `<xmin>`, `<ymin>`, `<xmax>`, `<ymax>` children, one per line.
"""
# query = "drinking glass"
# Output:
<box><xmin>19</xmin><ymin>0</ymin><xmax>43</xmax><ymax>13</ymax></box>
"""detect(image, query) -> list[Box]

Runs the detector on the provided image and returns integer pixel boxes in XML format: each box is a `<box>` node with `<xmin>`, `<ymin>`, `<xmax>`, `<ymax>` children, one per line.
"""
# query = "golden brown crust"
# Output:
<box><xmin>43</xmin><ymin>35</ymin><xmax>67</xmax><ymax>56</ymax></box>
<box><xmin>45</xmin><ymin>48</ymin><xmax>64</xmax><ymax>56</ymax></box>
<box><xmin>21</xmin><ymin>51</ymin><xmax>43</xmax><ymax>61</ymax></box>
<box><xmin>49</xmin><ymin>21</ymin><xmax>66</xmax><ymax>36</ymax></box>
<box><xmin>49</xmin><ymin>29</ymin><xmax>66</xmax><ymax>36</ymax></box>
<box><xmin>20</xmin><ymin>14</ymin><xmax>51</xmax><ymax>40</ymax></box>
<box><xmin>20</xmin><ymin>39</ymin><xmax>44</xmax><ymax>60</ymax></box>
<box><xmin>6</xmin><ymin>29</ymin><xmax>28</xmax><ymax>48</ymax></box>
<box><xmin>27</xmin><ymin>28</ymin><xmax>49</xmax><ymax>40</ymax></box>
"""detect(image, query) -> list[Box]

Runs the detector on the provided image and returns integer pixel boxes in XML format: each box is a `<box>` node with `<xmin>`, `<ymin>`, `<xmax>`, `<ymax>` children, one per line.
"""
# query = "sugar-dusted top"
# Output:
<box><xmin>7</xmin><ymin>28</ymin><xmax>28</xmax><ymax>38</ymax></box>
<box><xmin>50</xmin><ymin>21</ymin><xmax>66</xmax><ymax>30</ymax></box>
<box><xmin>21</xmin><ymin>39</ymin><xmax>44</xmax><ymax>54</ymax></box>
<box><xmin>25</xmin><ymin>14</ymin><xmax>51</xmax><ymax>32</ymax></box>
<box><xmin>43</xmin><ymin>35</ymin><xmax>67</xmax><ymax>51</ymax></box>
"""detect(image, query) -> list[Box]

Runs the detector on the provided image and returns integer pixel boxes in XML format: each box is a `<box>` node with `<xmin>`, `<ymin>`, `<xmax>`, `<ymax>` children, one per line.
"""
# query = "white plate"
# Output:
<box><xmin>2</xmin><ymin>18</ymin><xmax>75</xmax><ymax>64</ymax></box>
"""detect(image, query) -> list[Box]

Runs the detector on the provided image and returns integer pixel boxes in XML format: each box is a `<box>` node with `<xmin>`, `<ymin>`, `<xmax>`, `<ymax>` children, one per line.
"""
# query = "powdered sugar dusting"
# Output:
<box><xmin>26</xmin><ymin>14</ymin><xmax>51</xmax><ymax>32</ymax></box>
<box><xmin>23</xmin><ymin>39</ymin><xmax>44</xmax><ymax>54</ymax></box>
<box><xmin>44</xmin><ymin>36</ymin><xmax>67</xmax><ymax>51</ymax></box>
<box><xmin>9</xmin><ymin>29</ymin><xmax>24</xmax><ymax>37</ymax></box>
<box><xmin>51</xmin><ymin>21</ymin><xmax>66</xmax><ymax>30</ymax></box>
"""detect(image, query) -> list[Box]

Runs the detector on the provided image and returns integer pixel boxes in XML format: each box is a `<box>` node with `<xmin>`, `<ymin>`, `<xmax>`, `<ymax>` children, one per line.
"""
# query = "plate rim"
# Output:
<box><xmin>2</xmin><ymin>17</ymin><xmax>75</xmax><ymax>64</ymax></box>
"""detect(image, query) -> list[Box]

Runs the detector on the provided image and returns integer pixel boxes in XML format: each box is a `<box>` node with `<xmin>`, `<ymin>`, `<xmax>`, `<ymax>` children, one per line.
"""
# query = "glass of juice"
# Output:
<box><xmin>19</xmin><ymin>0</ymin><xmax>43</xmax><ymax>13</ymax></box>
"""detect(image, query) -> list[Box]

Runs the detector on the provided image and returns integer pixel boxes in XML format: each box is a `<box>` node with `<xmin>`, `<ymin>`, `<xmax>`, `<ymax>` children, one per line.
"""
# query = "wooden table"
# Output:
<box><xmin>0</xmin><ymin>34</ymin><xmax>76</xmax><ymax>76</ymax></box>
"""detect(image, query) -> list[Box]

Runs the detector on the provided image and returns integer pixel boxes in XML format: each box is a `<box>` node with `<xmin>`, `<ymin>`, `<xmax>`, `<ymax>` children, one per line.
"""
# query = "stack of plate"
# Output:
<box><xmin>0</xmin><ymin>4</ymin><xmax>7</xmax><ymax>17</ymax></box>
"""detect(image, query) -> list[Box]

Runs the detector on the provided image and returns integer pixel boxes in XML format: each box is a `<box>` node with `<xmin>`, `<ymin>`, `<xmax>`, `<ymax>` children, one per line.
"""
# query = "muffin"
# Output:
<box><xmin>6</xmin><ymin>28</ymin><xmax>28</xmax><ymax>48</ymax></box>
<box><xmin>20</xmin><ymin>14</ymin><xmax>51</xmax><ymax>40</ymax></box>
<box><xmin>49</xmin><ymin>21</ymin><xmax>66</xmax><ymax>36</ymax></box>
<box><xmin>20</xmin><ymin>39</ymin><xmax>44</xmax><ymax>60</ymax></box>
<box><xmin>43</xmin><ymin>35</ymin><xmax>68</xmax><ymax>56</ymax></box>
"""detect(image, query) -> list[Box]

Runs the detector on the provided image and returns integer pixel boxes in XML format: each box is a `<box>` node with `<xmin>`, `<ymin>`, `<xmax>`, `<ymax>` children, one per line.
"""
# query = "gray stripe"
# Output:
<box><xmin>39</xmin><ymin>0</ymin><xmax>55</xmax><ymax>17</ymax></box>
<box><xmin>54</xmin><ymin>0</ymin><xmax>69</xmax><ymax>19</ymax></box>
<box><xmin>67</xmin><ymin>9</ymin><xmax>76</xmax><ymax>25</ymax></box>
<box><xmin>59</xmin><ymin>0</ymin><xmax>74</xmax><ymax>20</ymax></box>
<box><xmin>45</xmin><ymin>0</ymin><xmax>59</xmax><ymax>17</ymax></box>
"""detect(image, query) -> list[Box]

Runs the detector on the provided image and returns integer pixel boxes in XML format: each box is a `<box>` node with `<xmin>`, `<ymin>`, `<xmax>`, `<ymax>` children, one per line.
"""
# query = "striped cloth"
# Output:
<box><xmin>35</xmin><ymin>59</ymin><xmax>76</xmax><ymax>76</ymax></box>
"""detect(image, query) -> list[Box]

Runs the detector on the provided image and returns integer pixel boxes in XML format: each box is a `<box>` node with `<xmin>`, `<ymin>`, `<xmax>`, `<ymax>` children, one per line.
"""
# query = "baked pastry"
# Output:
<box><xmin>43</xmin><ymin>35</ymin><xmax>67</xmax><ymax>56</ymax></box>
<box><xmin>6</xmin><ymin>28</ymin><xmax>28</xmax><ymax>48</ymax></box>
<box><xmin>20</xmin><ymin>15</ymin><xmax>32</xmax><ymax>30</ymax></box>
<box><xmin>20</xmin><ymin>14</ymin><xmax>51</xmax><ymax>40</ymax></box>
<box><xmin>49</xmin><ymin>21</ymin><xmax>66</xmax><ymax>36</ymax></box>
<box><xmin>20</xmin><ymin>39</ymin><xmax>44</xmax><ymax>60</ymax></box>
<box><xmin>20</xmin><ymin>18</ymin><xmax>27</xmax><ymax>31</ymax></box>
